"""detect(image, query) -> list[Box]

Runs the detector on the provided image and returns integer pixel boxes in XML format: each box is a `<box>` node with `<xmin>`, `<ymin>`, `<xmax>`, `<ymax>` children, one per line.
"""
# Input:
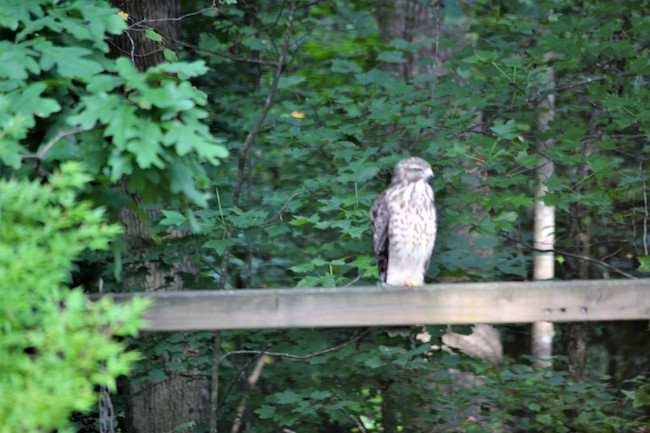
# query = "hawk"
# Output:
<box><xmin>370</xmin><ymin>157</ymin><xmax>437</xmax><ymax>286</ymax></box>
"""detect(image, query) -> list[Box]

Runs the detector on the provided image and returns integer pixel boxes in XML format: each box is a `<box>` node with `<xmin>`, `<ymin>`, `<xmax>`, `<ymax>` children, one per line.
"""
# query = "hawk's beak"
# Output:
<box><xmin>426</xmin><ymin>170</ymin><xmax>434</xmax><ymax>182</ymax></box>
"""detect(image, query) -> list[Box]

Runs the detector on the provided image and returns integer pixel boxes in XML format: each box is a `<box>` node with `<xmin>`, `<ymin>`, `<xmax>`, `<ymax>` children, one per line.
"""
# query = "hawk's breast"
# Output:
<box><xmin>385</xmin><ymin>182</ymin><xmax>436</xmax><ymax>286</ymax></box>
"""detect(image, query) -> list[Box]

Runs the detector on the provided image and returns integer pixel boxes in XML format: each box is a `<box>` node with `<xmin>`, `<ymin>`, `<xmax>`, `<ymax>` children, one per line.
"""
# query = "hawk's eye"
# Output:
<box><xmin>411</xmin><ymin>167</ymin><xmax>423</xmax><ymax>173</ymax></box>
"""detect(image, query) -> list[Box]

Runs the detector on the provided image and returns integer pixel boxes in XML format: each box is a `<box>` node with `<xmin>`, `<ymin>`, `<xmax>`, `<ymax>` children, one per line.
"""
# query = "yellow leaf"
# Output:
<box><xmin>290</xmin><ymin>111</ymin><xmax>305</xmax><ymax>119</ymax></box>
<box><xmin>118</xmin><ymin>10</ymin><xmax>128</xmax><ymax>21</ymax></box>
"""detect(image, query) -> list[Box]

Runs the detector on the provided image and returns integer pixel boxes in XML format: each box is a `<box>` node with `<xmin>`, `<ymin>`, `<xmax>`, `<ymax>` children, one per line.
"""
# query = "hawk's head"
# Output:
<box><xmin>392</xmin><ymin>157</ymin><xmax>434</xmax><ymax>185</ymax></box>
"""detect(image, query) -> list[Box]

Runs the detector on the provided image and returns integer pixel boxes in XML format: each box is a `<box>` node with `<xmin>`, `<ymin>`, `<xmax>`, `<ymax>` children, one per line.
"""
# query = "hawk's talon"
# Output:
<box><xmin>403</xmin><ymin>279</ymin><xmax>423</xmax><ymax>287</ymax></box>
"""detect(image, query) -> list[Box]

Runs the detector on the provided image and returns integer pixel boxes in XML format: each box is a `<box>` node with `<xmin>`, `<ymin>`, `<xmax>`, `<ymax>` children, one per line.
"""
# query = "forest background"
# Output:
<box><xmin>1</xmin><ymin>0</ymin><xmax>649</xmax><ymax>432</ymax></box>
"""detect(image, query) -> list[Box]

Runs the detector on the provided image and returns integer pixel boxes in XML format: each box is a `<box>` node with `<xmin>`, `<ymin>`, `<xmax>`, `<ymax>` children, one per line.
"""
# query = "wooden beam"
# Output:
<box><xmin>102</xmin><ymin>279</ymin><xmax>650</xmax><ymax>331</ymax></box>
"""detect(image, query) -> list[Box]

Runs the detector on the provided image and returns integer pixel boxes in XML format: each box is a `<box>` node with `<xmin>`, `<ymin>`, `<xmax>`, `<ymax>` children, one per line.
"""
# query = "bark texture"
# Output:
<box><xmin>109</xmin><ymin>0</ymin><xmax>180</xmax><ymax>71</ymax></box>
<box><xmin>376</xmin><ymin>0</ymin><xmax>466</xmax><ymax>81</ymax></box>
<box><xmin>560</xmin><ymin>107</ymin><xmax>602</xmax><ymax>382</ymax></box>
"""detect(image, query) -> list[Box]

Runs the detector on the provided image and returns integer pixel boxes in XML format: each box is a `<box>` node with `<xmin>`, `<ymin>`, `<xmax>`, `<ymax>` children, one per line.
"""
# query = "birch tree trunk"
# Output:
<box><xmin>532</xmin><ymin>58</ymin><xmax>556</xmax><ymax>369</ymax></box>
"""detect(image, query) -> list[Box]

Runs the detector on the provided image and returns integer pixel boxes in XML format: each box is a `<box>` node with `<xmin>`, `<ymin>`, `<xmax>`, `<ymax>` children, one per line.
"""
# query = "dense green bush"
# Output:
<box><xmin>0</xmin><ymin>163</ymin><xmax>148</xmax><ymax>433</ymax></box>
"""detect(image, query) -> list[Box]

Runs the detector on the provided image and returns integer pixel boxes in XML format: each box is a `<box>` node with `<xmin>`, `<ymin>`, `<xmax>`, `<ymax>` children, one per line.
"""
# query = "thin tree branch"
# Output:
<box><xmin>230</xmin><ymin>354</ymin><xmax>267</xmax><ymax>433</ymax></box>
<box><xmin>21</xmin><ymin>128</ymin><xmax>87</xmax><ymax>161</ymax></box>
<box><xmin>554</xmin><ymin>74</ymin><xmax>607</xmax><ymax>93</ymax></box>
<box><xmin>106</xmin><ymin>40</ymin><xmax>162</xmax><ymax>61</ymax></box>
<box><xmin>128</xmin><ymin>7</ymin><xmax>217</xmax><ymax>25</ymax></box>
<box><xmin>123</xmin><ymin>4</ymin><xmax>281</xmax><ymax>67</ymax></box>
<box><xmin>499</xmin><ymin>233</ymin><xmax>637</xmax><ymax>279</ymax></box>
<box><xmin>219</xmin><ymin>0</ymin><xmax>297</xmax><ymax>290</ymax></box>
<box><xmin>152</xmin><ymin>2</ymin><xmax>322</xmax><ymax>66</ymax></box>
<box><xmin>125</xmin><ymin>29</ymin><xmax>136</xmax><ymax>65</ymax></box>
<box><xmin>262</xmin><ymin>189</ymin><xmax>307</xmax><ymax>225</ymax></box>
<box><xmin>600</xmin><ymin>247</ymin><xmax>623</xmax><ymax>262</ymax></box>
<box><xmin>532</xmin><ymin>72</ymin><xmax>648</xmax><ymax>104</ymax></box>
<box><xmin>173</xmin><ymin>39</ymin><xmax>280</xmax><ymax>66</ymax></box>
<box><xmin>213</xmin><ymin>329</ymin><xmax>371</xmax><ymax>431</ymax></box>
<box><xmin>344</xmin><ymin>274</ymin><xmax>363</xmax><ymax>287</ymax></box>
<box><xmin>219</xmin><ymin>329</ymin><xmax>371</xmax><ymax>363</ymax></box>
<box><xmin>350</xmin><ymin>415</ymin><xmax>368</xmax><ymax>433</ymax></box>
<box><xmin>218</xmin><ymin>345</ymin><xmax>271</xmax><ymax>412</ymax></box>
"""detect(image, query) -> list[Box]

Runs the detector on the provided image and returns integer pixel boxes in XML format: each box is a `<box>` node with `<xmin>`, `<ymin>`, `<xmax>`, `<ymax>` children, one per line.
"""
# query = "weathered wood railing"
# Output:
<box><xmin>102</xmin><ymin>279</ymin><xmax>650</xmax><ymax>331</ymax></box>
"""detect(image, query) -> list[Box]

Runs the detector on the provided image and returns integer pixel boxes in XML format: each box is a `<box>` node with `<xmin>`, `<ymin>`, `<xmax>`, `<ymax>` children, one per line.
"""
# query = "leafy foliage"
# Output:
<box><xmin>165</xmin><ymin>0</ymin><xmax>650</xmax><ymax>293</ymax></box>
<box><xmin>2</xmin><ymin>0</ymin><xmax>649</xmax><ymax>432</ymax></box>
<box><xmin>155</xmin><ymin>0</ymin><xmax>649</xmax><ymax>430</ymax></box>
<box><xmin>0</xmin><ymin>163</ymin><xmax>148</xmax><ymax>433</ymax></box>
<box><xmin>0</xmin><ymin>0</ymin><xmax>227</xmax><ymax>207</ymax></box>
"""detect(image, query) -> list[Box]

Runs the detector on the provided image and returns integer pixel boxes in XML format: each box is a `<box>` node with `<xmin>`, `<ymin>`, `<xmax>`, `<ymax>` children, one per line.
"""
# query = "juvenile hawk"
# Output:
<box><xmin>370</xmin><ymin>157</ymin><xmax>437</xmax><ymax>286</ymax></box>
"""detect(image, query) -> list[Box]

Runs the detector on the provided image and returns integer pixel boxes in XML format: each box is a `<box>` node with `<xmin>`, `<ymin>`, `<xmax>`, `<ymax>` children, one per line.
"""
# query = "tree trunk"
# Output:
<box><xmin>561</xmin><ymin>106</ymin><xmax>601</xmax><ymax>382</ymax></box>
<box><xmin>532</xmin><ymin>57</ymin><xmax>556</xmax><ymax>369</ymax></box>
<box><xmin>376</xmin><ymin>0</ymin><xmax>468</xmax><ymax>82</ymax></box>
<box><xmin>376</xmin><ymin>0</ymin><xmax>435</xmax><ymax>81</ymax></box>
<box><xmin>109</xmin><ymin>1</ymin><xmax>210</xmax><ymax>431</ymax></box>
<box><xmin>380</xmin><ymin>381</ymin><xmax>398</xmax><ymax>433</ymax></box>
<box><xmin>109</xmin><ymin>0</ymin><xmax>180</xmax><ymax>71</ymax></box>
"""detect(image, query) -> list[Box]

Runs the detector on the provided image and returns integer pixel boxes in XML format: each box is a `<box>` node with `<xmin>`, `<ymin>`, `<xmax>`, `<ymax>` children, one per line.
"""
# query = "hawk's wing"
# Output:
<box><xmin>423</xmin><ymin>189</ymin><xmax>437</xmax><ymax>277</ymax></box>
<box><xmin>370</xmin><ymin>190</ymin><xmax>390</xmax><ymax>284</ymax></box>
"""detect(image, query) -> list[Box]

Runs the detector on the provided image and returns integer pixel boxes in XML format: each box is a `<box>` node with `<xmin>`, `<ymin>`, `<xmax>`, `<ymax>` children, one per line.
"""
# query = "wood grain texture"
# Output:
<box><xmin>101</xmin><ymin>279</ymin><xmax>650</xmax><ymax>331</ymax></box>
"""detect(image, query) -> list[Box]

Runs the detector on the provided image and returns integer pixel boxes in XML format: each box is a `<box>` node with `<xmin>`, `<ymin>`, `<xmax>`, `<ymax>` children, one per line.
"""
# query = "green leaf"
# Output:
<box><xmin>0</xmin><ymin>139</ymin><xmax>25</xmax><ymax>169</ymax></box>
<box><xmin>126</xmin><ymin>123</ymin><xmax>164</xmax><ymax>169</ymax></box>
<box><xmin>535</xmin><ymin>414</ymin><xmax>553</xmax><ymax>425</ymax></box>
<box><xmin>164</xmin><ymin>48</ymin><xmax>178</xmax><ymax>62</ymax></box>
<box><xmin>330</xmin><ymin>59</ymin><xmax>361</xmax><ymax>74</ymax></box>
<box><xmin>255</xmin><ymin>405</ymin><xmax>276</xmax><ymax>419</ymax></box>
<box><xmin>364</xmin><ymin>358</ymin><xmax>384</xmax><ymax>369</ymax></box>
<box><xmin>587</xmin><ymin>154</ymin><xmax>620</xmax><ymax>179</ymax></box>
<box><xmin>0</xmin><ymin>41</ymin><xmax>40</xmax><ymax>80</ymax></box>
<box><xmin>145</xmin><ymin>30</ymin><xmax>163</xmax><ymax>41</ymax></box>
<box><xmin>490</xmin><ymin>119</ymin><xmax>519</xmax><ymax>140</ymax></box>
<box><xmin>638</xmin><ymin>256</ymin><xmax>650</xmax><ymax>272</ymax></box>
<box><xmin>160</xmin><ymin>210</ymin><xmax>187</xmax><ymax>226</ymax></box>
<box><xmin>368</xmin><ymin>98</ymin><xmax>393</xmax><ymax>125</ymax></box>
<box><xmin>39</xmin><ymin>43</ymin><xmax>104</xmax><ymax>78</ymax></box>
<box><xmin>275</xmin><ymin>390</ymin><xmax>301</xmax><ymax>404</ymax></box>
<box><xmin>291</xmin><ymin>214</ymin><xmax>320</xmax><ymax>226</ymax></box>
<box><xmin>377</xmin><ymin>50</ymin><xmax>406</xmax><ymax>63</ymax></box>
<box><xmin>87</xmin><ymin>74</ymin><xmax>123</xmax><ymax>93</ymax></box>
<box><xmin>309</xmin><ymin>390</ymin><xmax>332</xmax><ymax>400</ymax></box>
<box><xmin>355</xmin><ymin>68</ymin><xmax>393</xmax><ymax>86</ymax></box>
<box><xmin>167</xmin><ymin>162</ymin><xmax>207</xmax><ymax>207</ymax></box>
<box><xmin>202</xmin><ymin>239</ymin><xmax>232</xmax><ymax>255</ymax></box>
<box><xmin>148</xmin><ymin>368</ymin><xmax>168</xmax><ymax>383</ymax></box>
